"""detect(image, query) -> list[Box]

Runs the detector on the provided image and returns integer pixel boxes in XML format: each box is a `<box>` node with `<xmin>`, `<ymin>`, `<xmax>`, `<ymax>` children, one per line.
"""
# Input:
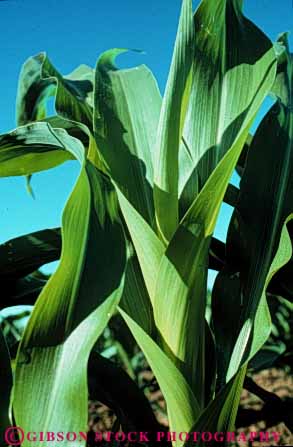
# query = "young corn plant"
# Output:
<box><xmin>0</xmin><ymin>0</ymin><xmax>292</xmax><ymax>446</ymax></box>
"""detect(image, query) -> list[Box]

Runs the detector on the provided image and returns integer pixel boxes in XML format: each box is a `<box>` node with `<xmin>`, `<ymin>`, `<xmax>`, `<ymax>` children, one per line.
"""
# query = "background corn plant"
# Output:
<box><xmin>0</xmin><ymin>0</ymin><xmax>292</xmax><ymax>446</ymax></box>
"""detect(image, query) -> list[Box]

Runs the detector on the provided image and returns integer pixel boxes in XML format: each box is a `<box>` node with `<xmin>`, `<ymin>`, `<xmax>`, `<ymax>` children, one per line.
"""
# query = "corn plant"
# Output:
<box><xmin>0</xmin><ymin>0</ymin><xmax>292</xmax><ymax>446</ymax></box>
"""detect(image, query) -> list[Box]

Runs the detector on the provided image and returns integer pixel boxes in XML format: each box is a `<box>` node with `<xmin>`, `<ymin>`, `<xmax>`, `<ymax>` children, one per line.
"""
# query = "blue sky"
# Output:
<box><xmin>0</xmin><ymin>0</ymin><xmax>292</xmax><ymax>277</ymax></box>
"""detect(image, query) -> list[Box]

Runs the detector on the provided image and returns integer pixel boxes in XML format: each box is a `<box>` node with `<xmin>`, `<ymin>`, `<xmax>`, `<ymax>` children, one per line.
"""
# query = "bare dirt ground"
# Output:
<box><xmin>88</xmin><ymin>367</ymin><xmax>292</xmax><ymax>446</ymax></box>
<box><xmin>234</xmin><ymin>368</ymin><xmax>293</xmax><ymax>446</ymax></box>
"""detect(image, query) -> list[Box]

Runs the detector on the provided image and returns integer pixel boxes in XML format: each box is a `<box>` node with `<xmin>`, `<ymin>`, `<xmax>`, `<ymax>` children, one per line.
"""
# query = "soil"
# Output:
<box><xmin>88</xmin><ymin>367</ymin><xmax>292</xmax><ymax>447</ymax></box>
<box><xmin>235</xmin><ymin>368</ymin><xmax>293</xmax><ymax>447</ymax></box>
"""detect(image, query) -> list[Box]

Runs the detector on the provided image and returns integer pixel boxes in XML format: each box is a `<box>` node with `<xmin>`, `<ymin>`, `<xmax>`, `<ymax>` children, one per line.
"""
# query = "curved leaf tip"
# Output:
<box><xmin>97</xmin><ymin>48</ymin><xmax>145</xmax><ymax>73</ymax></box>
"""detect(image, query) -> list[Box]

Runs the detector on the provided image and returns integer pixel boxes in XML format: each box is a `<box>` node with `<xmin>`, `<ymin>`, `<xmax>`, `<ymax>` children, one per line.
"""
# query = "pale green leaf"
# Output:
<box><xmin>94</xmin><ymin>50</ymin><xmax>162</xmax><ymax>226</ymax></box>
<box><xmin>12</xmin><ymin>131</ymin><xmax>126</xmax><ymax>446</ymax></box>
<box><xmin>154</xmin><ymin>0</ymin><xmax>195</xmax><ymax>242</ymax></box>
<box><xmin>185</xmin><ymin>219</ymin><xmax>292</xmax><ymax>444</ymax></box>
<box><xmin>16</xmin><ymin>53</ymin><xmax>94</xmax><ymax>130</ymax></box>
<box><xmin>0</xmin><ymin>122</ymin><xmax>75</xmax><ymax>177</ymax></box>
<box><xmin>120</xmin><ymin>309</ymin><xmax>200</xmax><ymax>447</ymax></box>
<box><xmin>213</xmin><ymin>40</ymin><xmax>293</xmax><ymax>382</ymax></box>
<box><xmin>179</xmin><ymin>0</ymin><xmax>277</xmax><ymax>214</ymax></box>
<box><xmin>117</xmin><ymin>189</ymin><xmax>164</xmax><ymax>303</ymax></box>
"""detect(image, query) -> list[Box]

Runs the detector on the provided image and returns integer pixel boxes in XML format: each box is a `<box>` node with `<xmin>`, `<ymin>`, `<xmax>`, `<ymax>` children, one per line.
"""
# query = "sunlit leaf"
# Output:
<box><xmin>11</xmin><ymin>130</ymin><xmax>126</xmax><ymax>445</ymax></box>
<box><xmin>120</xmin><ymin>309</ymin><xmax>200</xmax><ymax>447</ymax></box>
<box><xmin>94</xmin><ymin>49</ymin><xmax>161</xmax><ymax>226</ymax></box>
<box><xmin>0</xmin><ymin>122</ymin><xmax>75</xmax><ymax>177</ymax></box>
<box><xmin>213</xmin><ymin>37</ymin><xmax>293</xmax><ymax>383</ymax></box>
<box><xmin>16</xmin><ymin>53</ymin><xmax>94</xmax><ymax>129</ymax></box>
<box><xmin>154</xmin><ymin>0</ymin><xmax>195</xmax><ymax>242</ymax></box>
<box><xmin>179</xmin><ymin>0</ymin><xmax>276</xmax><ymax>215</ymax></box>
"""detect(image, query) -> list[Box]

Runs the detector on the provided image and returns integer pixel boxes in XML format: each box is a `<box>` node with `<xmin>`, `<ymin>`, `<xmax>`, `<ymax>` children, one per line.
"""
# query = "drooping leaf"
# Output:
<box><xmin>43</xmin><ymin>116</ymin><xmax>90</xmax><ymax>148</ymax></box>
<box><xmin>16</xmin><ymin>53</ymin><xmax>56</xmax><ymax>125</ymax></box>
<box><xmin>0</xmin><ymin>228</ymin><xmax>61</xmax><ymax>280</ymax></box>
<box><xmin>16</xmin><ymin>53</ymin><xmax>94</xmax><ymax>130</ymax></box>
<box><xmin>1</xmin><ymin>274</ymin><xmax>47</xmax><ymax>309</ymax></box>
<box><xmin>9</xmin><ymin>129</ymin><xmax>126</xmax><ymax>446</ymax></box>
<box><xmin>41</xmin><ymin>56</ymin><xmax>94</xmax><ymax>129</ymax></box>
<box><xmin>0</xmin><ymin>122</ymin><xmax>75</xmax><ymax>177</ymax></box>
<box><xmin>0</xmin><ymin>228</ymin><xmax>59</xmax><ymax>309</ymax></box>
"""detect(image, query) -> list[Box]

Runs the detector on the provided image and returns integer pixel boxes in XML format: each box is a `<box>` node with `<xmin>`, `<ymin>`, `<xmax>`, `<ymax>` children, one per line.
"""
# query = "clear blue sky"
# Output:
<box><xmin>0</xmin><ymin>0</ymin><xmax>292</xmax><ymax>277</ymax></box>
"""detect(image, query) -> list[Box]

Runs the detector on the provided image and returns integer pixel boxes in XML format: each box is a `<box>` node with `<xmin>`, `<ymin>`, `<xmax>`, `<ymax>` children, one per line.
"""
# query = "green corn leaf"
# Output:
<box><xmin>149</xmin><ymin>0</ymin><xmax>276</xmax><ymax>407</ymax></box>
<box><xmin>213</xmin><ymin>38</ymin><xmax>293</xmax><ymax>383</ymax></box>
<box><xmin>153</xmin><ymin>78</ymin><xmax>276</xmax><ymax>409</ymax></box>
<box><xmin>184</xmin><ymin>367</ymin><xmax>246</xmax><ymax>447</ymax></box>
<box><xmin>16</xmin><ymin>55</ymin><xmax>94</xmax><ymax>190</ymax></box>
<box><xmin>94</xmin><ymin>49</ymin><xmax>162</xmax><ymax>227</ymax></box>
<box><xmin>116</xmin><ymin>194</ymin><xmax>203</xmax><ymax>442</ymax></box>
<box><xmin>116</xmin><ymin>192</ymin><xmax>162</xmax><ymax>344</ymax></box>
<box><xmin>223</xmin><ymin>183</ymin><xmax>239</xmax><ymax>208</ymax></box>
<box><xmin>2</xmin><ymin>3</ymin><xmax>284</xmax><ymax>445</ymax></box>
<box><xmin>118</xmin><ymin>108</ymin><xmax>273</xmax><ymax>443</ymax></box>
<box><xmin>120</xmin><ymin>309</ymin><xmax>200</xmax><ymax>447</ymax></box>
<box><xmin>271</xmin><ymin>33</ymin><xmax>292</xmax><ymax>106</ymax></box>
<box><xmin>185</xmin><ymin>218</ymin><xmax>293</xmax><ymax>445</ymax></box>
<box><xmin>114</xmin><ymin>0</ymin><xmax>276</xmax><ymax>420</ymax></box>
<box><xmin>16</xmin><ymin>53</ymin><xmax>94</xmax><ymax>130</ymax></box>
<box><xmin>88</xmin><ymin>351</ymin><xmax>164</xmax><ymax>439</ymax></box>
<box><xmin>227</xmin><ymin>218</ymin><xmax>293</xmax><ymax>381</ymax></box>
<box><xmin>0</xmin><ymin>122</ymin><xmax>75</xmax><ymax>177</ymax></box>
<box><xmin>0</xmin><ymin>228</ymin><xmax>60</xmax><ymax>309</ymax></box>
<box><xmin>154</xmin><ymin>0</ymin><xmax>195</xmax><ymax>242</ymax></box>
<box><xmin>93</xmin><ymin>49</ymin><xmax>163</xmax><ymax>335</ymax></box>
<box><xmin>0</xmin><ymin>329</ymin><xmax>12</xmax><ymax>447</ymax></box>
<box><xmin>152</xmin><ymin>134</ymin><xmax>243</xmax><ymax>407</ymax></box>
<box><xmin>42</xmin><ymin>56</ymin><xmax>94</xmax><ymax>129</ymax></box>
<box><xmin>1</xmin><ymin>274</ymin><xmax>47</xmax><ymax>309</ymax></box>
<box><xmin>269</xmin><ymin>236</ymin><xmax>293</xmax><ymax>302</ymax></box>
<box><xmin>119</xmin><ymin>253</ymin><xmax>155</xmax><ymax>336</ymax></box>
<box><xmin>116</xmin><ymin>189</ymin><xmax>164</xmax><ymax>303</ymax></box>
<box><xmin>43</xmin><ymin>116</ymin><xmax>90</xmax><ymax>148</ymax></box>
<box><xmin>179</xmin><ymin>0</ymin><xmax>276</xmax><ymax>214</ymax></box>
<box><xmin>10</xmin><ymin>129</ymin><xmax>126</xmax><ymax>446</ymax></box>
<box><xmin>16</xmin><ymin>53</ymin><xmax>56</xmax><ymax>125</ymax></box>
<box><xmin>0</xmin><ymin>228</ymin><xmax>61</xmax><ymax>281</ymax></box>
